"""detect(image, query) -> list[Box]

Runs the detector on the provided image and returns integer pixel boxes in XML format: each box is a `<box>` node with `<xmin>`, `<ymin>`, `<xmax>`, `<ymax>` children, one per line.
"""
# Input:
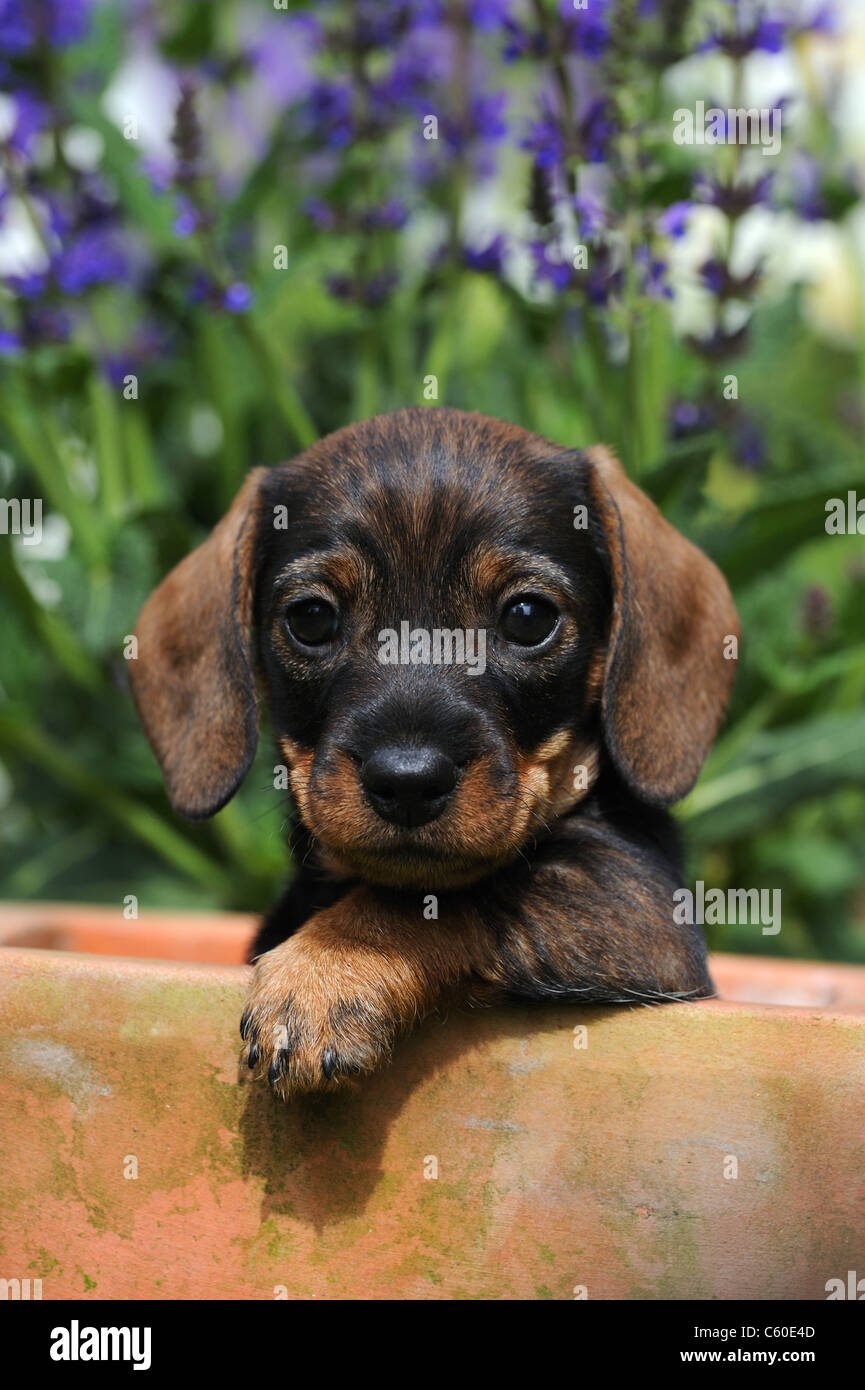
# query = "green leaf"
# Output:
<box><xmin>89</xmin><ymin>374</ymin><xmax>127</xmax><ymax>519</ymax></box>
<box><xmin>681</xmin><ymin>713</ymin><xmax>865</xmax><ymax>841</ymax></box>
<box><xmin>0</xmin><ymin>709</ymin><xmax>230</xmax><ymax>895</ymax></box>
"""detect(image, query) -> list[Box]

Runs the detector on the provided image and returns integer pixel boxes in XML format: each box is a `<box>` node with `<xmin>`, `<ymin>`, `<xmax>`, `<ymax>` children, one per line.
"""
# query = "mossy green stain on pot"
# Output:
<box><xmin>1</xmin><ymin>938</ymin><xmax>865</xmax><ymax>1299</ymax></box>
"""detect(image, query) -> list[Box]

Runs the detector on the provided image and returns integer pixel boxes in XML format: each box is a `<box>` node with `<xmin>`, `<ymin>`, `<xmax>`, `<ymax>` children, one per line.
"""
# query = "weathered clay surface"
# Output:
<box><xmin>0</xmin><ymin>901</ymin><xmax>254</xmax><ymax>964</ymax></box>
<box><xmin>0</xmin><ymin>906</ymin><xmax>863</xmax><ymax>1300</ymax></box>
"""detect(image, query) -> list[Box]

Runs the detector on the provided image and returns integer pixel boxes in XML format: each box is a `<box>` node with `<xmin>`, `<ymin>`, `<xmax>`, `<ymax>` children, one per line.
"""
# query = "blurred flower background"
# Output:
<box><xmin>1</xmin><ymin>0</ymin><xmax>864</xmax><ymax>960</ymax></box>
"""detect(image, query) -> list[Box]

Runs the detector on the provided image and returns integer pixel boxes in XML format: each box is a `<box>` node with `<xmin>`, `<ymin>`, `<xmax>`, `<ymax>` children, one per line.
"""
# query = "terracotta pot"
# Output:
<box><xmin>1</xmin><ymin>900</ymin><xmax>863</xmax><ymax>1300</ymax></box>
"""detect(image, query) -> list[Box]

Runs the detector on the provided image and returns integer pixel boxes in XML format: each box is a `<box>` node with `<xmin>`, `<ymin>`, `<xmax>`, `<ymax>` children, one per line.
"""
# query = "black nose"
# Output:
<box><xmin>361</xmin><ymin>745</ymin><xmax>458</xmax><ymax>828</ymax></box>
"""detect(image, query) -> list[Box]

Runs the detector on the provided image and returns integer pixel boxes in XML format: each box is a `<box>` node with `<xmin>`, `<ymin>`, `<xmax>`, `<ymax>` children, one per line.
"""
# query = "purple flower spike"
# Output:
<box><xmin>0</xmin><ymin>0</ymin><xmax>92</xmax><ymax>53</ymax></box>
<box><xmin>561</xmin><ymin>0</ymin><xmax>611</xmax><ymax>60</ymax></box>
<box><xmin>6</xmin><ymin>91</ymin><xmax>48</xmax><ymax>158</ymax></box>
<box><xmin>223</xmin><ymin>282</ymin><xmax>253</xmax><ymax>313</ymax></box>
<box><xmin>657</xmin><ymin>201</ymin><xmax>692</xmax><ymax>239</ymax></box>
<box><xmin>521</xmin><ymin>115</ymin><xmax>567</xmax><ymax>170</ymax></box>
<box><xmin>365</xmin><ymin>199</ymin><xmax>409</xmax><ymax>231</ymax></box>
<box><xmin>529</xmin><ymin>240</ymin><xmax>572</xmax><ymax>291</ymax></box>
<box><xmin>469</xmin><ymin>91</ymin><xmax>509</xmax><ymax>144</ymax></box>
<box><xmin>695</xmin><ymin>173</ymin><xmax>774</xmax><ymax>219</ymax></box>
<box><xmin>805</xmin><ymin>3</ymin><xmax>836</xmax><ymax>36</ymax></box>
<box><xmin>733</xmin><ymin>417</ymin><xmax>767</xmax><ymax>471</ymax></box>
<box><xmin>305</xmin><ymin>81</ymin><xmax>354</xmax><ymax>150</ymax></box>
<box><xmin>752</xmin><ymin>19</ymin><xmax>787</xmax><ymax>54</ymax></box>
<box><xmin>467</xmin><ymin>0</ymin><xmax>512</xmax><ymax>30</ymax></box>
<box><xmin>580</xmin><ymin>98</ymin><xmax>617</xmax><ymax>164</ymax></box>
<box><xmin>5</xmin><ymin>271</ymin><xmax>48</xmax><ymax>300</ymax></box>
<box><xmin>573</xmin><ymin>195</ymin><xmax>605</xmax><ymax>239</ymax></box>
<box><xmin>173</xmin><ymin>197</ymin><xmax>198</xmax><ymax>238</ymax></box>
<box><xmin>502</xmin><ymin>18</ymin><xmax>547</xmax><ymax>62</ymax></box>
<box><xmin>699</xmin><ymin>259</ymin><xmax>727</xmax><ymax>296</ymax></box>
<box><xmin>0</xmin><ymin>0</ymin><xmax>30</xmax><ymax>53</ymax></box>
<box><xmin>303</xmin><ymin>196</ymin><xmax>337</xmax><ymax>230</ymax></box>
<box><xmin>639</xmin><ymin>251</ymin><xmax>672</xmax><ymax>300</ymax></box>
<box><xmin>463</xmin><ymin>234</ymin><xmax>507</xmax><ymax>275</ymax></box>
<box><xmin>669</xmin><ymin>399</ymin><xmax>711</xmax><ymax>439</ymax></box>
<box><xmin>55</xmin><ymin>226</ymin><xmax>130</xmax><ymax>295</ymax></box>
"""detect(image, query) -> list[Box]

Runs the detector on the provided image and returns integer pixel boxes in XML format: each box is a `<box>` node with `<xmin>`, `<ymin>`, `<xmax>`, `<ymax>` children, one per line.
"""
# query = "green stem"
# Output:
<box><xmin>0</xmin><ymin>376</ymin><xmax>105</xmax><ymax>569</ymax></box>
<box><xmin>235</xmin><ymin>314</ymin><xmax>317</xmax><ymax>449</ymax></box>
<box><xmin>0</xmin><ymin>711</ymin><xmax>232</xmax><ymax>894</ymax></box>
<box><xmin>89</xmin><ymin>373</ymin><xmax>127</xmax><ymax>519</ymax></box>
<box><xmin>0</xmin><ymin>547</ymin><xmax>103</xmax><ymax>693</ymax></box>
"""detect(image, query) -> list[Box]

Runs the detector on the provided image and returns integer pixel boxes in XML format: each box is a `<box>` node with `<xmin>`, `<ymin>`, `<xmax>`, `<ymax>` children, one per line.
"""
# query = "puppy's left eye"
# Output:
<box><xmin>284</xmin><ymin>598</ymin><xmax>339</xmax><ymax>647</ymax></box>
<box><xmin>499</xmin><ymin>595</ymin><xmax>559</xmax><ymax>647</ymax></box>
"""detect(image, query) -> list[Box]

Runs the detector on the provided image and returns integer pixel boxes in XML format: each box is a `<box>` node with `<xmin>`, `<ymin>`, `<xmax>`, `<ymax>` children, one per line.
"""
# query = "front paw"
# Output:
<box><xmin>239</xmin><ymin>936</ymin><xmax>397</xmax><ymax>1097</ymax></box>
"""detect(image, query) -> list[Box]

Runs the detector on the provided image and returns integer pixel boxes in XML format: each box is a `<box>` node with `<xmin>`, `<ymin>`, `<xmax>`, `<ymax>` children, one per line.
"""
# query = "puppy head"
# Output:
<box><xmin>130</xmin><ymin>408</ymin><xmax>739</xmax><ymax>888</ymax></box>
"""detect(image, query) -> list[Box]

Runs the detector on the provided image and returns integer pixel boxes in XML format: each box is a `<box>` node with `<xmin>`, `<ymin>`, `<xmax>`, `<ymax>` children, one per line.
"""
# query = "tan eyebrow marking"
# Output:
<box><xmin>467</xmin><ymin>546</ymin><xmax>578</xmax><ymax>603</ymax></box>
<box><xmin>274</xmin><ymin>548</ymin><xmax>369</xmax><ymax>595</ymax></box>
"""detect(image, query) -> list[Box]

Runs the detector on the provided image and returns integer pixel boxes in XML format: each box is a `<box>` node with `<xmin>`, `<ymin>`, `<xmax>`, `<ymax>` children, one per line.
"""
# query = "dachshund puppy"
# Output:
<box><xmin>130</xmin><ymin>408</ymin><xmax>739</xmax><ymax>1096</ymax></box>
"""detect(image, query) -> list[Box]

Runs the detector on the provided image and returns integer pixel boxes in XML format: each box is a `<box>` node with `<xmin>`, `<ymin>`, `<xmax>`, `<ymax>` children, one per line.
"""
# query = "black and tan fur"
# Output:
<box><xmin>130</xmin><ymin>408</ymin><xmax>739</xmax><ymax>1096</ymax></box>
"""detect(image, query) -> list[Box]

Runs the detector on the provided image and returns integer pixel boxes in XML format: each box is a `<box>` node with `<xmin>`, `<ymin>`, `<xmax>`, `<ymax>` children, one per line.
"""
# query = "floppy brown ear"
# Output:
<box><xmin>584</xmin><ymin>445</ymin><xmax>740</xmax><ymax>806</ymax></box>
<box><xmin>129</xmin><ymin>468</ymin><xmax>269</xmax><ymax>820</ymax></box>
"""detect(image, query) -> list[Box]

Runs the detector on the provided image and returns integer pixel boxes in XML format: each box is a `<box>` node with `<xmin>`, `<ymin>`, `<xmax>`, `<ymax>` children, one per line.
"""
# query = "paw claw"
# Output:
<box><xmin>239</xmin><ymin>945</ymin><xmax>393</xmax><ymax>1097</ymax></box>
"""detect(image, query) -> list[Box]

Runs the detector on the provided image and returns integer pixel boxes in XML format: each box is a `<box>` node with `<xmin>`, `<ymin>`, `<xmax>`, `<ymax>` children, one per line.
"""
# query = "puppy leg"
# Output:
<box><xmin>240</xmin><ymin>886</ymin><xmax>496</xmax><ymax>1097</ymax></box>
<box><xmin>241</xmin><ymin>830</ymin><xmax>710</xmax><ymax>1097</ymax></box>
<box><xmin>489</xmin><ymin>853</ymin><xmax>714</xmax><ymax>1006</ymax></box>
<box><xmin>247</xmin><ymin>867</ymin><xmax>355</xmax><ymax>960</ymax></box>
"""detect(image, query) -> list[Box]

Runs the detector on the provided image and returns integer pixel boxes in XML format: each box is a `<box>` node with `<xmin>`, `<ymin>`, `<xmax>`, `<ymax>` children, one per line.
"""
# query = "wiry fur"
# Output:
<box><xmin>130</xmin><ymin>408</ymin><xmax>740</xmax><ymax>1097</ymax></box>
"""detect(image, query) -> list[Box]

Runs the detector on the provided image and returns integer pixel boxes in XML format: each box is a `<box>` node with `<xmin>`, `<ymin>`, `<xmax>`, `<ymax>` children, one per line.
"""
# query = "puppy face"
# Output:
<box><xmin>253</xmin><ymin>418</ymin><xmax>608</xmax><ymax>887</ymax></box>
<box><xmin>130</xmin><ymin>409</ymin><xmax>739</xmax><ymax>888</ymax></box>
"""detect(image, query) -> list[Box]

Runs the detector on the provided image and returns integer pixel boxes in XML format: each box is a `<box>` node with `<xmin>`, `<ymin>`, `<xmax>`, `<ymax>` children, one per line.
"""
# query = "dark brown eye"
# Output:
<box><xmin>499</xmin><ymin>595</ymin><xmax>559</xmax><ymax>647</ymax></box>
<box><xmin>284</xmin><ymin>598</ymin><xmax>339</xmax><ymax>647</ymax></box>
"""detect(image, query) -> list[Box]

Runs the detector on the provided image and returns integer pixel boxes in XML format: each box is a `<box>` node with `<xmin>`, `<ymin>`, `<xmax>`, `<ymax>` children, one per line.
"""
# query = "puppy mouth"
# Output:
<box><xmin>286</xmin><ymin>739</ymin><xmax>529</xmax><ymax>888</ymax></box>
<box><xmin>315</xmin><ymin>789</ymin><xmax>519</xmax><ymax>890</ymax></box>
<box><xmin>316</xmin><ymin>837</ymin><xmax>514</xmax><ymax>890</ymax></box>
<box><xmin>282</xmin><ymin>731</ymin><xmax>598</xmax><ymax>890</ymax></box>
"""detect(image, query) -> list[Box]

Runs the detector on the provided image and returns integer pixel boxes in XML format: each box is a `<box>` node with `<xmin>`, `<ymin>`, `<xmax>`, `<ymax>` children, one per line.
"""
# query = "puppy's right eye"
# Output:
<box><xmin>284</xmin><ymin>598</ymin><xmax>339</xmax><ymax>648</ymax></box>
